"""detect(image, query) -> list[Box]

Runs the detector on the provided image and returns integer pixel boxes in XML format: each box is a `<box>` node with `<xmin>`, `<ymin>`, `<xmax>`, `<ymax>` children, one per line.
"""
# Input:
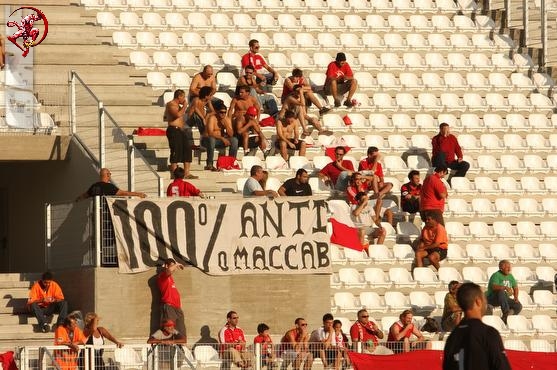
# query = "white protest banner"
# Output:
<box><xmin>106</xmin><ymin>196</ymin><xmax>331</xmax><ymax>275</ymax></box>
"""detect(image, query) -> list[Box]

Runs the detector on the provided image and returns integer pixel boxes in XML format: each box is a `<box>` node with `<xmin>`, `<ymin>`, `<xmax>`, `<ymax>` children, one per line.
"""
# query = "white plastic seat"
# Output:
<box><xmin>317</xmin><ymin>33</ymin><xmax>340</xmax><ymax>50</ymax></box>
<box><xmin>444</xmin><ymin>72</ymin><xmax>468</xmax><ymax>94</ymax></box>
<box><xmin>421</xmin><ymin>73</ymin><xmax>445</xmax><ymax>94</ymax></box>
<box><xmin>462</xmin><ymin>266</ymin><xmax>489</xmax><ymax>284</ymax></box>
<box><xmin>165</xmin><ymin>12</ymin><xmax>188</xmax><ymax>29</ymax></box>
<box><xmin>503</xmin><ymin>133</ymin><xmax>527</xmax><ymax>150</ymax></box>
<box><xmin>465</xmin><ymin>244</ymin><xmax>492</xmax><ymax>264</ymax></box>
<box><xmin>444</xmin><ymin>221</ymin><xmax>468</xmax><ymax>241</ymax></box>
<box><xmin>372</xmin><ymin>93</ymin><xmax>397</xmax><ymax>112</ymax></box>
<box><xmin>482</xmin><ymin>316</ymin><xmax>510</xmax><ymax>336</ymax></box>
<box><xmin>114</xmin><ymin>347</ymin><xmax>145</xmax><ymax>369</ymax></box>
<box><xmin>446</xmin><ymin>198</ymin><xmax>472</xmax><ymax>218</ymax></box>
<box><xmin>181</xmin><ymin>32</ymin><xmax>204</xmax><ymax>48</ymax></box>
<box><xmin>112</xmin><ymin>31</ymin><xmax>136</xmax><ymax>48</ymax></box>
<box><xmin>142</xmin><ymin>12</ymin><xmax>166</xmax><ymax>29</ymax></box>
<box><xmin>489</xmin><ymin>243</ymin><xmax>517</xmax><ymax>263</ymax></box>
<box><xmin>367</xmin><ymin>244</ymin><xmax>396</xmax><ymax>264</ymax></box>
<box><xmin>384</xmin><ymin>291</ymin><xmax>411</xmax><ymax>312</ymax></box>
<box><xmin>535</xmin><ymin>265</ymin><xmax>557</xmax><ymax>285</ymax></box>
<box><xmin>392</xmin><ymin>244</ymin><xmax>414</xmax><ymax>263</ymax></box>
<box><xmin>343</xmin><ymin>248</ymin><xmax>371</xmax><ymax>265</ymax></box>
<box><xmin>334</xmin><ymin>292</ymin><xmax>360</xmax><ymax>312</ymax></box>
<box><xmin>479</xmin><ymin>133</ymin><xmax>504</xmax><ymax>152</ymax></box>
<box><xmin>395</xmin><ymin>93</ymin><xmax>420</xmax><ymax>113</ymax></box>
<box><xmin>153</xmin><ymin>51</ymin><xmax>177</xmax><ymax>69</ymax></box>
<box><xmin>539</xmin><ymin>243</ymin><xmax>557</xmax><ymax>263</ymax></box>
<box><xmin>494</xmin><ymin>198</ymin><xmax>520</xmax><ymax>217</ymax></box>
<box><xmin>399</xmin><ymin>72</ymin><xmax>423</xmax><ymax>94</ymax></box>
<box><xmin>467</xmin><ymin>221</ymin><xmax>493</xmax><ymax>240</ymax></box>
<box><xmin>519</xmin><ymin>176</ymin><xmax>545</xmax><ymax>195</ymax></box>
<box><xmin>492</xmin><ymin>221</ymin><xmax>518</xmax><ymax>240</ymax></box>
<box><xmin>531</xmin><ymin>315</ymin><xmax>557</xmax><ymax>336</ymax></box>
<box><xmin>540</xmin><ymin>221</ymin><xmax>557</xmax><ymax>238</ymax></box>
<box><xmin>388</xmin><ymin>267</ymin><xmax>416</xmax><ymax>288</ymax></box>
<box><xmin>176</xmin><ymin>51</ymin><xmax>199</xmax><ymax>70</ymax></box>
<box><xmin>504</xmin><ymin>113</ymin><xmax>529</xmax><ymax>131</ymax></box>
<box><xmin>494</xmin><ymin>176</ymin><xmax>520</xmax><ymax>195</ymax></box>
<box><xmin>506</xmin><ymin>314</ymin><xmax>535</xmax><ymax>336</ymax></box>
<box><xmin>187</xmin><ymin>12</ymin><xmax>211</xmax><ymax>30</ymax></box>
<box><xmin>363</xmin><ymin>267</ymin><xmax>392</xmax><ymax>288</ymax></box>
<box><xmin>119</xmin><ymin>12</ymin><xmax>143</xmax><ymax>29</ymax></box>
<box><xmin>438</xmin><ymin>266</ymin><xmax>464</xmax><ymax>284</ymax></box>
<box><xmin>129</xmin><ymin>51</ymin><xmax>154</xmax><ymax>69</ymax></box>
<box><xmin>516</xmin><ymin>221</ymin><xmax>542</xmax><ymax>240</ymax></box>
<box><xmin>382</xmin><ymin>156</ymin><xmax>408</xmax><ymax>176</ymax></box>
<box><xmin>424</xmin><ymin>52</ymin><xmax>448</xmax><ymax>70</ymax></box>
<box><xmin>96</xmin><ymin>12</ymin><xmax>120</xmax><ymax>28</ymax></box>
<box><xmin>528</xmin><ymin>113</ymin><xmax>552</xmax><ymax>131</ymax></box>
<box><xmin>523</xmin><ymin>154</ymin><xmax>546</xmax><ymax>172</ymax></box>
<box><xmin>512</xmin><ymin>52</ymin><xmax>533</xmax><ymax>69</ymax></box>
<box><xmin>541</xmin><ymin>198</ymin><xmax>557</xmax><ymax>215</ymax></box>
<box><xmin>376</xmin><ymin>72</ymin><xmax>399</xmax><ymax>93</ymax></box>
<box><xmin>532</xmin><ymin>290</ymin><xmax>557</xmax><ymax>310</ymax></box>
<box><xmin>513</xmin><ymin>243</ymin><xmax>541</xmax><ymax>263</ymax></box>
<box><xmin>530</xmin><ymin>339</ymin><xmax>556</xmax><ymax>352</ymax></box>
<box><xmin>510</xmin><ymin>266</ymin><xmax>537</xmax><ymax>287</ymax></box>
<box><xmin>470</xmin><ymin>198</ymin><xmax>497</xmax><ymax>217</ymax></box>
<box><xmin>359</xmin><ymin>292</ymin><xmax>388</xmax><ymax>312</ymax></box>
<box><xmin>476</xmin><ymin>154</ymin><xmax>502</xmax><ymax>173</ymax></box>
<box><xmin>231</xmin><ymin>14</ymin><xmax>255</xmax><ymax>31</ymax></box>
<box><xmin>409</xmin><ymin>291</ymin><xmax>436</xmax><ymax>313</ymax></box>
<box><xmin>418</xmin><ymin>92</ymin><xmax>443</xmax><ymax>113</ymax></box>
<box><xmin>449</xmin><ymin>177</ymin><xmax>474</xmax><ymax>195</ymax></box>
<box><xmin>330</xmin><ymin>244</ymin><xmax>347</xmax><ymax>265</ymax></box>
<box><xmin>412</xmin><ymin>267</ymin><xmax>441</xmax><ymax>288</ymax></box>
<box><xmin>338</xmin><ymin>267</ymin><xmax>367</xmax><ymax>289</ymax></box>
<box><xmin>379</xmin><ymin>53</ymin><xmax>403</xmax><ymax>71</ymax></box>
<box><xmin>127</xmin><ymin>0</ymin><xmax>152</xmax><ymax>9</ymax></box>
<box><xmin>146</xmin><ymin>72</ymin><xmax>170</xmax><ymax>89</ymax></box>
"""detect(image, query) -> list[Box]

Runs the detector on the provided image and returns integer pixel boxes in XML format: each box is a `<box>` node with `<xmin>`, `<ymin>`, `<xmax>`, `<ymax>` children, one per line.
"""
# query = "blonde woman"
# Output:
<box><xmin>83</xmin><ymin>313</ymin><xmax>123</xmax><ymax>370</ymax></box>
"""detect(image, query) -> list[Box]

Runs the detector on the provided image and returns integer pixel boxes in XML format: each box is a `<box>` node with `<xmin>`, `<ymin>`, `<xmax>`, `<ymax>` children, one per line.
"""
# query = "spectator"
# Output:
<box><xmin>443</xmin><ymin>282</ymin><xmax>511</xmax><ymax>370</ymax></box>
<box><xmin>309</xmin><ymin>313</ymin><xmax>335</xmax><ymax>369</ymax></box>
<box><xmin>432</xmin><ymin>123</ymin><xmax>470</xmax><ymax>183</ymax></box>
<box><xmin>254</xmin><ymin>323</ymin><xmax>276</xmax><ymax>370</ymax></box>
<box><xmin>358</xmin><ymin>147</ymin><xmax>393</xmax><ymax>199</ymax></box>
<box><xmin>331</xmin><ymin>320</ymin><xmax>350</xmax><ymax>370</ymax></box>
<box><xmin>164</xmin><ymin>89</ymin><xmax>198</xmax><ymax>179</ymax></box>
<box><xmin>54</xmin><ymin>314</ymin><xmax>86</xmax><ymax>370</ymax></box>
<box><xmin>186</xmin><ymin>85</ymin><xmax>214</xmax><ymax>139</ymax></box>
<box><xmin>415</xmin><ymin>215</ymin><xmax>448</xmax><ymax>270</ymax></box>
<box><xmin>236</xmin><ymin>105</ymin><xmax>268</xmax><ymax>156</ymax></box>
<box><xmin>167</xmin><ymin>167</ymin><xmax>204</xmax><ymax>197</ymax></box>
<box><xmin>350</xmin><ymin>309</ymin><xmax>384</xmax><ymax>354</ymax></box>
<box><xmin>241</xmin><ymin>39</ymin><xmax>280</xmax><ymax>90</ymax></box>
<box><xmin>243</xmin><ymin>165</ymin><xmax>278</xmax><ymax>198</ymax></box>
<box><xmin>188</xmin><ymin>65</ymin><xmax>216</xmax><ymax>101</ymax></box>
<box><xmin>279</xmin><ymin>84</ymin><xmax>331</xmax><ymax>136</ymax></box>
<box><xmin>276</xmin><ymin>110</ymin><xmax>307</xmax><ymax>161</ymax></box>
<box><xmin>157</xmin><ymin>258</ymin><xmax>187</xmax><ymax>338</ymax></box>
<box><xmin>347</xmin><ymin>173</ymin><xmax>386</xmax><ymax>248</ymax></box>
<box><xmin>282</xmin><ymin>68</ymin><xmax>331</xmax><ymax>115</ymax></box>
<box><xmin>76</xmin><ymin>168</ymin><xmax>146</xmax><ymax>201</ymax></box>
<box><xmin>259</xmin><ymin>170</ymin><xmax>269</xmax><ymax>190</ymax></box>
<box><xmin>419</xmin><ymin>165</ymin><xmax>448</xmax><ymax>226</ymax></box>
<box><xmin>218</xmin><ymin>311</ymin><xmax>253</xmax><ymax>370</ymax></box>
<box><xmin>318</xmin><ymin>146</ymin><xmax>354</xmax><ymax>191</ymax></box>
<box><xmin>486</xmin><ymin>260</ymin><xmax>522</xmax><ymax>324</ymax></box>
<box><xmin>83</xmin><ymin>312</ymin><xmax>123</xmax><ymax>370</ymax></box>
<box><xmin>400</xmin><ymin>170</ymin><xmax>421</xmax><ymax>214</ymax></box>
<box><xmin>203</xmin><ymin>104</ymin><xmax>239</xmax><ymax>171</ymax></box>
<box><xmin>324</xmin><ymin>53</ymin><xmax>358</xmax><ymax>108</ymax></box>
<box><xmin>147</xmin><ymin>318</ymin><xmax>187</xmax><ymax>344</ymax></box>
<box><xmin>387</xmin><ymin>310</ymin><xmax>429</xmax><ymax>353</ymax></box>
<box><xmin>237</xmin><ymin>64</ymin><xmax>279</xmax><ymax>117</ymax></box>
<box><xmin>229</xmin><ymin>85</ymin><xmax>261</xmax><ymax>127</ymax></box>
<box><xmin>441</xmin><ymin>281</ymin><xmax>463</xmax><ymax>332</ymax></box>
<box><xmin>278</xmin><ymin>169</ymin><xmax>312</xmax><ymax>196</ymax></box>
<box><xmin>280</xmin><ymin>318</ymin><xmax>313</xmax><ymax>370</ymax></box>
<box><xmin>28</xmin><ymin>271</ymin><xmax>68</xmax><ymax>333</ymax></box>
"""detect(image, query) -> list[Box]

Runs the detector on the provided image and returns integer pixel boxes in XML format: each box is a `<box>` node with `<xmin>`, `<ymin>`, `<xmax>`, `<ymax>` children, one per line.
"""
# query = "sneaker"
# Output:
<box><xmin>204</xmin><ymin>165</ymin><xmax>217</xmax><ymax>171</ymax></box>
<box><xmin>334</xmin><ymin>100</ymin><xmax>341</xmax><ymax>108</ymax></box>
<box><xmin>42</xmin><ymin>323</ymin><xmax>50</xmax><ymax>333</ymax></box>
<box><xmin>344</xmin><ymin>100</ymin><xmax>354</xmax><ymax>108</ymax></box>
<box><xmin>319</xmin><ymin>107</ymin><xmax>332</xmax><ymax>115</ymax></box>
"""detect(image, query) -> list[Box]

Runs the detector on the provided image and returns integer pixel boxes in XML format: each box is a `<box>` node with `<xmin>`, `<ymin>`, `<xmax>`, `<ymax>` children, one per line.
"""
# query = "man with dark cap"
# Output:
<box><xmin>324</xmin><ymin>52</ymin><xmax>358</xmax><ymax>108</ymax></box>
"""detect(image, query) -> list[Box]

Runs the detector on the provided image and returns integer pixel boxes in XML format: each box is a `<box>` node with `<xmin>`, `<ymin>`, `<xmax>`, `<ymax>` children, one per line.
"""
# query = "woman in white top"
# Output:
<box><xmin>83</xmin><ymin>312</ymin><xmax>124</xmax><ymax>370</ymax></box>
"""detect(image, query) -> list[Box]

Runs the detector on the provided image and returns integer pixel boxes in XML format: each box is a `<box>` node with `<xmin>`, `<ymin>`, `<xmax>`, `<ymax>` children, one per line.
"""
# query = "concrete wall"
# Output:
<box><xmin>90</xmin><ymin>267</ymin><xmax>330</xmax><ymax>343</ymax></box>
<box><xmin>0</xmin><ymin>137</ymin><xmax>99</xmax><ymax>272</ymax></box>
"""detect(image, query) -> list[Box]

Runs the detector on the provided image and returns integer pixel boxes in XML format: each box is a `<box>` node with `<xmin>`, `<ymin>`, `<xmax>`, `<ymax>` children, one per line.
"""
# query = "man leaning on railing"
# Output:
<box><xmin>75</xmin><ymin>168</ymin><xmax>146</xmax><ymax>201</ymax></box>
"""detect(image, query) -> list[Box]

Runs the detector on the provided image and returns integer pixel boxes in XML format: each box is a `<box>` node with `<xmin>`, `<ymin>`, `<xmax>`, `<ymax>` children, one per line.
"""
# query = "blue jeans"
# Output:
<box><xmin>487</xmin><ymin>290</ymin><xmax>522</xmax><ymax>315</ymax></box>
<box><xmin>334</xmin><ymin>171</ymin><xmax>351</xmax><ymax>191</ymax></box>
<box><xmin>30</xmin><ymin>300</ymin><xmax>68</xmax><ymax>327</ymax></box>
<box><xmin>202</xmin><ymin>136</ymin><xmax>239</xmax><ymax>166</ymax></box>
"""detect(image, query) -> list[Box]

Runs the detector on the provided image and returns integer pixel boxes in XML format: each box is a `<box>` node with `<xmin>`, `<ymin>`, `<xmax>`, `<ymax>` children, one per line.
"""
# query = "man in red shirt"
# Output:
<box><xmin>167</xmin><ymin>167</ymin><xmax>204</xmax><ymax>197</ymax></box>
<box><xmin>431</xmin><ymin>123</ymin><xmax>470</xmax><ymax>183</ymax></box>
<box><xmin>158</xmin><ymin>258</ymin><xmax>187</xmax><ymax>337</ymax></box>
<box><xmin>350</xmin><ymin>309</ymin><xmax>384</xmax><ymax>354</ymax></box>
<box><xmin>420</xmin><ymin>165</ymin><xmax>448</xmax><ymax>225</ymax></box>
<box><xmin>219</xmin><ymin>311</ymin><xmax>253</xmax><ymax>369</ymax></box>
<box><xmin>318</xmin><ymin>146</ymin><xmax>354</xmax><ymax>191</ymax></box>
<box><xmin>241</xmin><ymin>39</ymin><xmax>280</xmax><ymax>90</ymax></box>
<box><xmin>400</xmin><ymin>170</ymin><xmax>422</xmax><ymax>215</ymax></box>
<box><xmin>358</xmin><ymin>146</ymin><xmax>393</xmax><ymax>198</ymax></box>
<box><xmin>324</xmin><ymin>52</ymin><xmax>358</xmax><ymax>108</ymax></box>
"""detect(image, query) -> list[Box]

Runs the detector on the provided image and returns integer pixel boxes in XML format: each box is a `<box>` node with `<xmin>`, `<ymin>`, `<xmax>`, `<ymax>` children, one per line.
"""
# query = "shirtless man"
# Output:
<box><xmin>186</xmin><ymin>85</ymin><xmax>213</xmax><ymax>140</ymax></box>
<box><xmin>228</xmin><ymin>85</ymin><xmax>261</xmax><ymax>127</ymax></box>
<box><xmin>236</xmin><ymin>106</ymin><xmax>267</xmax><ymax>156</ymax></box>
<box><xmin>276</xmin><ymin>110</ymin><xmax>306</xmax><ymax>161</ymax></box>
<box><xmin>279</xmin><ymin>84</ymin><xmax>331</xmax><ymax>136</ymax></box>
<box><xmin>188</xmin><ymin>65</ymin><xmax>216</xmax><ymax>101</ymax></box>
<box><xmin>237</xmin><ymin>65</ymin><xmax>279</xmax><ymax>117</ymax></box>
<box><xmin>282</xmin><ymin>68</ymin><xmax>331</xmax><ymax>116</ymax></box>
<box><xmin>203</xmin><ymin>105</ymin><xmax>239</xmax><ymax>171</ymax></box>
<box><xmin>164</xmin><ymin>89</ymin><xmax>197</xmax><ymax>179</ymax></box>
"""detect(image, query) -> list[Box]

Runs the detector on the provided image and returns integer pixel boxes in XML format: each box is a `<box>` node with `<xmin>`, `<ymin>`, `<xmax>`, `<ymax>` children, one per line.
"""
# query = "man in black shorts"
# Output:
<box><xmin>415</xmin><ymin>215</ymin><xmax>448</xmax><ymax>270</ymax></box>
<box><xmin>275</xmin><ymin>110</ymin><xmax>306</xmax><ymax>160</ymax></box>
<box><xmin>76</xmin><ymin>168</ymin><xmax>146</xmax><ymax>200</ymax></box>
<box><xmin>443</xmin><ymin>282</ymin><xmax>511</xmax><ymax>370</ymax></box>
<box><xmin>278</xmin><ymin>168</ymin><xmax>312</xmax><ymax>196</ymax></box>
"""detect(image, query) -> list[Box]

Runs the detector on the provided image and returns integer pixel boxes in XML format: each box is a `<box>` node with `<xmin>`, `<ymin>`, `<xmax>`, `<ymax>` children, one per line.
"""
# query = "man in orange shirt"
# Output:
<box><xmin>415</xmin><ymin>215</ymin><xmax>448</xmax><ymax>270</ymax></box>
<box><xmin>54</xmin><ymin>315</ymin><xmax>86</xmax><ymax>370</ymax></box>
<box><xmin>28</xmin><ymin>271</ymin><xmax>68</xmax><ymax>333</ymax></box>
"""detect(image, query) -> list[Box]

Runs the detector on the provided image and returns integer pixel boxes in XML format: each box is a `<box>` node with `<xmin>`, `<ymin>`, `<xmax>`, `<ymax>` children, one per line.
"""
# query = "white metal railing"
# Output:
<box><xmin>69</xmin><ymin>71</ymin><xmax>164</xmax><ymax>197</ymax></box>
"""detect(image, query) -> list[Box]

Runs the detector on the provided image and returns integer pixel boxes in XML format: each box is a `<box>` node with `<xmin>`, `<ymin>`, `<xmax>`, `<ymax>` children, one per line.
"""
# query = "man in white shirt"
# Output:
<box><xmin>242</xmin><ymin>165</ymin><xmax>278</xmax><ymax>198</ymax></box>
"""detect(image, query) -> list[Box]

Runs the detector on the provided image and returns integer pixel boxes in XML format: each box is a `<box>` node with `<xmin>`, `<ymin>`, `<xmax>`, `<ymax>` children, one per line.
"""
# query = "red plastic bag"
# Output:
<box><xmin>216</xmin><ymin>156</ymin><xmax>240</xmax><ymax>170</ymax></box>
<box><xmin>259</xmin><ymin>116</ymin><xmax>276</xmax><ymax>127</ymax></box>
<box><xmin>136</xmin><ymin>127</ymin><xmax>166</xmax><ymax>136</ymax></box>
<box><xmin>342</xmin><ymin>115</ymin><xmax>352</xmax><ymax>125</ymax></box>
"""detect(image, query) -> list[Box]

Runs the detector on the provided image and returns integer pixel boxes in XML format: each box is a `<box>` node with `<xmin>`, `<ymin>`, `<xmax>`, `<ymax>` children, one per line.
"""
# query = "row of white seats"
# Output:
<box><xmin>446</xmin><ymin>197</ymin><xmax>557</xmax><ymax>218</ymax></box>
<box><xmin>97</xmin><ymin>11</ymin><xmax>495</xmax><ymax>35</ymax></box>
<box><xmin>112</xmin><ymin>29</ymin><xmax>515</xmax><ymax>52</ymax></box>
<box><xmin>333</xmin><ymin>289</ymin><xmax>557</xmax><ymax>315</ymax></box>
<box><xmin>84</xmin><ymin>0</ymin><xmax>480</xmax><ymax>15</ymax></box>
<box><xmin>451</xmin><ymin>176</ymin><xmax>557</xmax><ymax>195</ymax></box>
<box><xmin>331</xmin><ymin>242</ymin><xmax>557</xmax><ymax>265</ymax></box>
<box><xmin>446</xmin><ymin>220</ymin><xmax>557</xmax><ymax>241</ymax></box>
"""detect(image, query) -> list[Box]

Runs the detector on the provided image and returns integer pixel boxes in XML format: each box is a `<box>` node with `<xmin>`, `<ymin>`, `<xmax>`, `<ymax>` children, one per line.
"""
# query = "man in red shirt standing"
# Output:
<box><xmin>420</xmin><ymin>165</ymin><xmax>448</xmax><ymax>225</ymax></box>
<box><xmin>219</xmin><ymin>311</ymin><xmax>253</xmax><ymax>369</ymax></box>
<box><xmin>324</xmin><ymin>53</ymin><xmax>358</xmax><ymax>108</ymax></box>
<box><xmin>432</xmin><ymin>123</ymin><xmax>470</xmax><ymax>183</ymax></box>
<box><xmin>158</xmin><ymin>258</ymin><xmax>187</xmax><ymax>337</ymax></box>
<box><xmin>241</xmin><ymin>39</ymin><xmax>280</xmax><ymax>91</ymax></box>
<box><xmin>166</xmin><ymin>167</ymin><xmax>204</xmax><ymax>197</ymax></box>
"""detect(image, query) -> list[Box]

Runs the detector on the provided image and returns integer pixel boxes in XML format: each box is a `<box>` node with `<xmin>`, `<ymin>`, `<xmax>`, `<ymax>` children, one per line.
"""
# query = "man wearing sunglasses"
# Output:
<box><xmin>241</xmin><ymin>39</ymin><xmax>280</xmax><ymax>91</ymax></box>
<box><xmin>350</xmin><ymin>309</ymin><xmax>384</xmax><ymax>354</ymax></box>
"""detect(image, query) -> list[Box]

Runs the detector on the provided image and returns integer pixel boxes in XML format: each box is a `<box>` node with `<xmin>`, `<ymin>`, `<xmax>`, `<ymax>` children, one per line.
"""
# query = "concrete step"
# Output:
<box><xmin>0</xmin><ymin>314</ymin><xmax>31</xmax><ymax>325</ymax></box>
<box><xmin>0</xmin><ymin>281</ymin><xmax>33</xmax><ymax>289</ymax></box>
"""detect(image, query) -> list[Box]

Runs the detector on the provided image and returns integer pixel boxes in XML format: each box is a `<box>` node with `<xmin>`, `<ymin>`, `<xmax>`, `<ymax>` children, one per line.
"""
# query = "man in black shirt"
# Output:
<box><xmin>443</xmin><ymin>282</ymin><xmax>511</xmax><ymax>370</ymax></box>
<box><xmin>76</xmin><ymin>168</ymin><xmax>146</xmax><ymax>201</ymax></box>
<box><xmin>400</xmin><ymin>170</ymin><xmax>421</xmax><ymax>214</ymax></box>
<box><xmin>278</xmin><ymin>168</ymin><xmax>312</xmax><ymax>196</ymax></box>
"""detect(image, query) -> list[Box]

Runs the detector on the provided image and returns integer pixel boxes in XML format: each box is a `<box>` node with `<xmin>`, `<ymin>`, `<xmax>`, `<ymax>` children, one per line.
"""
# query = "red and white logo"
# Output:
<box><xmin>6</xmin><ymin>6</ymin><xmax>49</xmax><ymax>58</ymax></box>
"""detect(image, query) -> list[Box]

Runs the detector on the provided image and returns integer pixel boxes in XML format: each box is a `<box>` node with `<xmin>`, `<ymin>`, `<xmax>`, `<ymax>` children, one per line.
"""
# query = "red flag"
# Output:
<box><xmin>329</xmin><ymin>218</ymin><xmax>364</xmax><ymax>251</ymax></box>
